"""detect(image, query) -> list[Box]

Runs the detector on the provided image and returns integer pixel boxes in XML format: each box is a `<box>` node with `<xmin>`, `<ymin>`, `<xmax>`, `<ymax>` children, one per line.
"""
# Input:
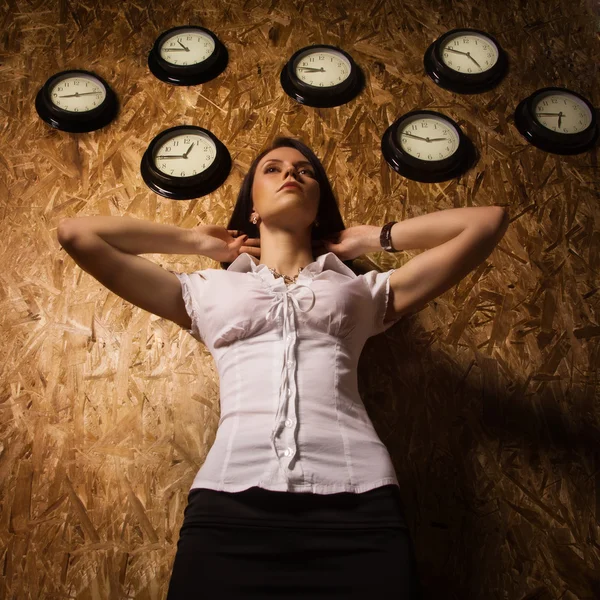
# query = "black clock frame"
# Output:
<box><xmin>280</xmin><ymin>44</ymin><xmax>364</xmax><ymax>108</ymax></box>
<box><xmin>424</xmin><ymin>28</ymin><xmax>508</xmax><ymax>94</ymax></box>
<box><xmin>381</xmin><ymin>110</ymin><xmax>476</xmax><ymax>183</ymax></box>
<box><xmin>35</xmin><ymin>69</ymin><xmax>118</xmax><ymax>133</ymax></box>
<box><xmin>514</xmin><ymin>86</ymin><xmax>598</xmax><ymax>155</ymax></box>
<box><xmin>141</xmin><ymin>125</ymin><xmax>231</xmax><ymax>200</ymax></box>
<box><xmin>148</xmin><ymin>25</ymin><xmax>228</xmax><ymax>86</ymax></box>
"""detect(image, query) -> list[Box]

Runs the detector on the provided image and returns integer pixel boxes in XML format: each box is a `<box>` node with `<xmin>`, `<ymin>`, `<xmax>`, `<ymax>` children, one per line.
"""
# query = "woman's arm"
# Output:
<box><xmin>57</xmin><ymin>216</ymin><xmax>202</xmax><ymax>255</ymax></box>
<box><xmin>362</xmin><ymin>206</ymin><xmax>507</xmax><ymax>252</ymax></box>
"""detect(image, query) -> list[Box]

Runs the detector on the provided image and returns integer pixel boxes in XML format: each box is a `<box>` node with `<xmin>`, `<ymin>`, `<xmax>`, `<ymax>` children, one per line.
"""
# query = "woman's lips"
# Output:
<box><xmin>279</xmin><ymin>183</ymin><xmax>301</xmax><ymax>191</ymax></box>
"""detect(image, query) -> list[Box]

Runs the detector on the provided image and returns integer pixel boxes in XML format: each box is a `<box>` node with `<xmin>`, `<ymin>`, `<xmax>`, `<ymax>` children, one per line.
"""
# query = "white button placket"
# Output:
<box><xmin>265</xmin><ymin>283</ymin><xmax>315</xmax><ymax>482</ymax></box>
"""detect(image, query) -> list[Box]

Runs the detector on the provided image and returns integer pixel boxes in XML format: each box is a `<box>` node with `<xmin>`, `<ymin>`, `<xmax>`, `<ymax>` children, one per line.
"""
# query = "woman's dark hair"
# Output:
<box><xmin>220</xmin><ymin>136</ymin><xmax>358</xmax><ymax>274</ymax></box>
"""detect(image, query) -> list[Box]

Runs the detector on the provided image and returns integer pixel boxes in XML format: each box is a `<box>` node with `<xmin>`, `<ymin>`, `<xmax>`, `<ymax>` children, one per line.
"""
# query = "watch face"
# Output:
<box><xmin>49</xmin><ymin>73</ymin><xmax>106</xmax><ymax>112</ymax></box>
<box><xmin>440</xmin><ymin>32</ymin><xmax>499</xmax><ymax>74</ymax></box>
<box><xmin>154</xmin><ymin>129</ymin><xmax>217</xmax><ymax>177</ymax></box>
<box><xmin>397</xmin><ymin>115</ymin><xmax>460</xmax><ymax>161</ymax></box>
<box><xmin>294</xmin><ymin>48</ymin><xmax>352</xmax><ymax>87</ymax></box>
<box><xmin>533</xmin><ymin>91</ymin><xmax>593</xmax><ymax>134</ymax></box>
<box><xmin>159</xmin><ymin>28</ymin><xmax>216</xmax><ymax>66</ymax></box>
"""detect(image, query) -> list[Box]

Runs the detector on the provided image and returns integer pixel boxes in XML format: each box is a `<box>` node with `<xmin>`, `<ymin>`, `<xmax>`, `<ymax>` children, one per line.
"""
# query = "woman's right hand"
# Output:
<box><xmin>191</xmin><ymin>224</ymin><xmax>261</xmax><ymax>263</ymax></box>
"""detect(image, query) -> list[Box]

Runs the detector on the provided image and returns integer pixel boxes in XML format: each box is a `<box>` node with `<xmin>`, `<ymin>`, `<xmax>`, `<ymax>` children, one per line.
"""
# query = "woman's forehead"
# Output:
<box><xmin>259</xmin><ymin>148</ymin><xmax>310</xmax><ymax>167</ymax></box>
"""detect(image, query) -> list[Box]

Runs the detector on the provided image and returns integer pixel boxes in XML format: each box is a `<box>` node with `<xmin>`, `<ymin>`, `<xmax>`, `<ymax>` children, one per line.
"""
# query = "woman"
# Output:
<box><xmin>57</xmin><ymin>136</ymin><xmax>508</xmax><ymax>598</ymax></box>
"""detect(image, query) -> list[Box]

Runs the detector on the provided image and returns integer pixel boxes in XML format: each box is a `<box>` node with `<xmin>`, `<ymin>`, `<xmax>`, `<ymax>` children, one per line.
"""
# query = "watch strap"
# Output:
<box><xmin>380</xmin><ymin>221</ymin><xmax>399</xmax><ymax>253</ymax></box>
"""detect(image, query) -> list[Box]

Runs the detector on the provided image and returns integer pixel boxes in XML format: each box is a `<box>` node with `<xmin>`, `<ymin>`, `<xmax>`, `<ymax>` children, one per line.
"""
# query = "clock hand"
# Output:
<box><xmin>183</xmin><ymin>142</ymin><xmax>195</xmax><ymax>158</ymax></box>
<box><xmin>444</xmin><ymin>47</ymin><xmax>468</xmax><ymax>56</ymax></box>
<box><xmin>177</xmin><ymin>40</ymin><xmax>189</xmax><ymax>51</ymax></box>
<box><xmin>558</xmin><ymin>112</ymin><xmax>562</xmax><ymax>128</ymax></box>
<box><xmin>296</xmin><ymin>67</ymin><xmax>325</xmax><ymax>72</ymax></box>
<box><xmin>427</xmin><ymin>137</ymin><xmax>450</xmax><ymax>142</ymax></box>
<box><xmin>162</xmin><ymin>48</ymin><xmax>189</xmax><ymax>51</ymax></box>
<box><xmin>465</xmin><ymin>51</ymin><xmax>481</xmax><ymax>69</ymax></box>
<box><xmin>58</xmin><ymin>91</ymin><xmax>103</xmax><ymax>97</ymax></box>
<box><xmin>156</xmin><ymin>155</ymin><xmax>187</xmax><ymax>159</ymax></box>
<box><xmin>535</xmin><ymin>112</ymin><xmax>562</xmax><ymax>116</ymax></box>
<box><xmin>402</xmin><ymin>132</ymin><xmax>432</xmax><ymax>142</ymax></box>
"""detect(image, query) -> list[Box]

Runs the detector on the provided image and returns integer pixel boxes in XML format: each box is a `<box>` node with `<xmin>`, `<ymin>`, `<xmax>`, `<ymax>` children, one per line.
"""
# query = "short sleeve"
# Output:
<box><xmin>359</xmin><ymin>269</ymin><xmax>403</xmax><ymax>337</ymax></box>
<box><xmin>169</xmin><ymin>270</ymin><xmax>206</xmax><ymax>343</ymax></box>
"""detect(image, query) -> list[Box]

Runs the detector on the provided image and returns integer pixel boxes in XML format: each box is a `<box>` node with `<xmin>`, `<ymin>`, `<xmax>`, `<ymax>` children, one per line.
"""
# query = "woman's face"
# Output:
<box><xmin>251</xmin><ymin>147</ymin><xmax>320</xmax><ymax>231</ymax></box>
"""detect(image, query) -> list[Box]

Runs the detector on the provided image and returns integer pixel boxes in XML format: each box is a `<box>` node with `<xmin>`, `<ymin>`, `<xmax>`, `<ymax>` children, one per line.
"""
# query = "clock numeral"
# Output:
<box><xmin>162</xmin><ymin>163</ymin><xmax>166</xmax><ymax>169</ymax></box>
<box><xmin>170</xmin><ymin>170</ymin><xmax>174</xmax><ymax>174</ymax></box>
<box><xmin>319</xmin><ymin>55</ymin><xmax>325</xmax><ymax>60</ymax></box>
<box><xmin>417</xmin><ymin>152</ymin><xmax>421</xmax><ymax>158</ymax></box>
<box><xmin>193</xmin><ymin>170</ymin><xmax>197</xmax><ymax>175</ymax></box>
<box><xmin>181</xmin><ymin>171</ymin><xmax>185</xmax><ymax>176</ymax></box>
<box><xmin>467</xmin><ymin>68</ymin><xmax>472</xmax><ymax>73</ymax></box>
<box><xmin>173</xmin><ymin>140</ymin><xmax>179</xmax><ymax>146</ymax></box>
<box><xmin>428</xmin><ymin>154</ymin><xmax>432</xmax><ymax>159</ymax></box>
<box><xmin>439</xmin><ymin>153</ymin><xmax>444</xmax><ymax>158</ymax></box>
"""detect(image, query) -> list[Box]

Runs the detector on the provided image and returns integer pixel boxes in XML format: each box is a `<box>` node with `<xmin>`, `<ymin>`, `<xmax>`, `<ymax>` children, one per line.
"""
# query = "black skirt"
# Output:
<box><xmin>166</xmin><ymin>484</ymin><xmax>423</xmax><ymax>599</ymax></box>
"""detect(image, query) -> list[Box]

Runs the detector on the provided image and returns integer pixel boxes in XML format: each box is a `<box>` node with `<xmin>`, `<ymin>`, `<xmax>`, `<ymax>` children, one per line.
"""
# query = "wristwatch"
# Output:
<box><xmin>380</xmin><ymin>221</ymin><xmax>399</xmax><ymax>252</ymax></box>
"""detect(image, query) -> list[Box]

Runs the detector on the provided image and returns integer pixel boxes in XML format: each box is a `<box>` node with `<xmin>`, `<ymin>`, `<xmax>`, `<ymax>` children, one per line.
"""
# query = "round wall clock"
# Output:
<box><xmin>148</xmin><ymin>25</ymin><xmax>228</xmax><ymax>85</ymax></box>
<box><xmin>35</xmin><ymin>70</ymin><xmax>118</xmax><ymax>132</ymax></box>
<box><xmin>424</xmin><ymin>28</ymin><xmax>508</xmax><ymax>94</ymax></box>
<box><xmin>280</xmin><ymin>44</ymin><xmax>364</xmax><ymax>107</ymax></box>
<box><xmin>514</xmin><ymin>86</ymin><xmax>598</xmax><ymax>155</ymax></box>
<box><xmin>381</xmin><ymin>110</ymin><xmax>476</xmax><ymax>182</ymax></box>
<box><xmin>141</xmin><ymin>125</ymin><xmax>231</xmax><ymax>200</ymax></box>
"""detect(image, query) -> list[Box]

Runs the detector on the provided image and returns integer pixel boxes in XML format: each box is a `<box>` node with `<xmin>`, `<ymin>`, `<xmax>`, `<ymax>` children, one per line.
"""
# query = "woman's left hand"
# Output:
<box><xmin>312</xmin><ymin>225</ymin><xmax>373</xmax><ymax>261</ymax></box>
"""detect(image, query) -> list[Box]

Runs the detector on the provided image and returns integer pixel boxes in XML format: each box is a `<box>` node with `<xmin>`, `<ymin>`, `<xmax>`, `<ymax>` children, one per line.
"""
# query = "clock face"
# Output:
<box><xmin>397</xmin><ymin>115</ymin><xmax>460</xmax><ymax>161</ymax></box>
<box><xmin>533</xmin><ymin>92</ymin><xmax>593</xmax><ymax>134</ymax></box>
<box><xmin>294</xmin><ymin>49</ymin><xmax>352</xmax><ymax>87</ymax></box>
<box><xmin>440</xmin><ymin>32</ymin><xmax>499</xmax><ymax>74</ymax></box>
<box><xmin>49</xmin><ymin>74</ymin><xmax>106</xmax><ymax>112</ymax></box>
<box><xmin>153</xmin><ymin>130</ymin><xmax>217</xmax><ymax>178</ymax></box>
<box><xmin>159</xmin><ymin>28</ymin><xmax>216</xmax><ymax>66</ymax></box>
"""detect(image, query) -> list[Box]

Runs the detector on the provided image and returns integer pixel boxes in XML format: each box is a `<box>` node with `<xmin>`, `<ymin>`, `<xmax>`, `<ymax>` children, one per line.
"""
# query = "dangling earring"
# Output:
<box><xmin>314</xmin><ymin>219</ymin><xmax>319</xmax><ymax>227</ymax></box>
<box><xmin>252</xmin><ymin>216</ymin><xmax>258</xmax><ymax>224</ymax></box>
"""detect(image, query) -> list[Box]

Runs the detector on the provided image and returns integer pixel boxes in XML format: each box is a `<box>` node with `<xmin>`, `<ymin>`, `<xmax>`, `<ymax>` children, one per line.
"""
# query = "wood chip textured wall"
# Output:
<box><xmin>0</xmin><ymin>0</ymin><xmax>599</xmax><ymax>598</ymax></box>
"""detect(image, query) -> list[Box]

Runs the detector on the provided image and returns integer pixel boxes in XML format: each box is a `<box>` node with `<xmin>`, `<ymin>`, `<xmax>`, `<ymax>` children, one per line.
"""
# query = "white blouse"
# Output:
<box><xmin>170</xmin><ymin>251</ymin><xmax>403</xmax><ymax>495</ymax></box>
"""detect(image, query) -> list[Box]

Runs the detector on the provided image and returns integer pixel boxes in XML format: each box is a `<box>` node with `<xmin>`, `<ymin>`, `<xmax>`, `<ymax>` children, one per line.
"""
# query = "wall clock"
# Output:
<box><xmin>148</xmin><ymin>25</ymin><xmax>228</xmax><ymax>86</ymax></box>
<box><xmin>280</xmin><ymin>44</ymin><xmax>364</xmax><ymax>107</ymax></box>
<box><xmin>140</xmin><ymin>125</ymin><xmax>231</xmax><ymax>199</ymax></box>
<box><xmin>424</xmin><ymin>28</ymin><xmax>508</xmax><ymax>94</ymax></box>
<box><xmin>381</xmin><ymin>110</ymin><xmax>476</xmax><ymax>182</ymax></box>
<box><xmin>514</xmin><ymin>86</ymin><xmax>598</xmax><ymax>155</ymax></box>
<box><xmin>35</xmin><ymin>70</ymin><xmax>118</xmax><ymax>133</ymax></box>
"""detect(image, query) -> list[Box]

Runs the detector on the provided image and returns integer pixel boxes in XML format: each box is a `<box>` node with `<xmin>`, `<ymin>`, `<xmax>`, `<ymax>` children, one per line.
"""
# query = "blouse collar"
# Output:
<box><xmin>226</xmin><ymin>252</ymin><xmax>356</xmax><ymax>280</ymax></box>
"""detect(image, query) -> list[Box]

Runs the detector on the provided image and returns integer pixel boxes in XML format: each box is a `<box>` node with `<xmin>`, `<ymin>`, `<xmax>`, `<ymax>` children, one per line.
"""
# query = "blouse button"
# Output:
<box><xmin>284</xmin><ymin>419</ymin><xmax>293</xmax><ymax>427</ymax></box>
<box><xmin>287</xmin><ymin>388</ymin><xmax>292</xmax><ymax>397</ymax></box>
<box><xmin>284</xmin><ymin>447</ymin><xmax>294</xmax><ymax>457</ymax></box>
<box><xmin>287</xmin><ymin>360</ymin><xmax>293</xmax><ymax>368</ymax></box>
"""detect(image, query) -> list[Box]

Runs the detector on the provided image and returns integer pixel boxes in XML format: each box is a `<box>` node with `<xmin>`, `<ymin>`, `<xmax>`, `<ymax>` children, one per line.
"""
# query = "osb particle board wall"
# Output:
<box><xmin>1</xmin><ymin>0</ymin><xmax>599</xmax><ymax>598</ymax></box>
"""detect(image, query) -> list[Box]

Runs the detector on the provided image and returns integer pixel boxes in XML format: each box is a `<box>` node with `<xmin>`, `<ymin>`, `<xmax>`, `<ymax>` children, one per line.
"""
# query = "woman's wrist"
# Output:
<box><xmin>363</xmin><ymin>225</ymin><xmax>386</xmax><ymax>254</ymax></box>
